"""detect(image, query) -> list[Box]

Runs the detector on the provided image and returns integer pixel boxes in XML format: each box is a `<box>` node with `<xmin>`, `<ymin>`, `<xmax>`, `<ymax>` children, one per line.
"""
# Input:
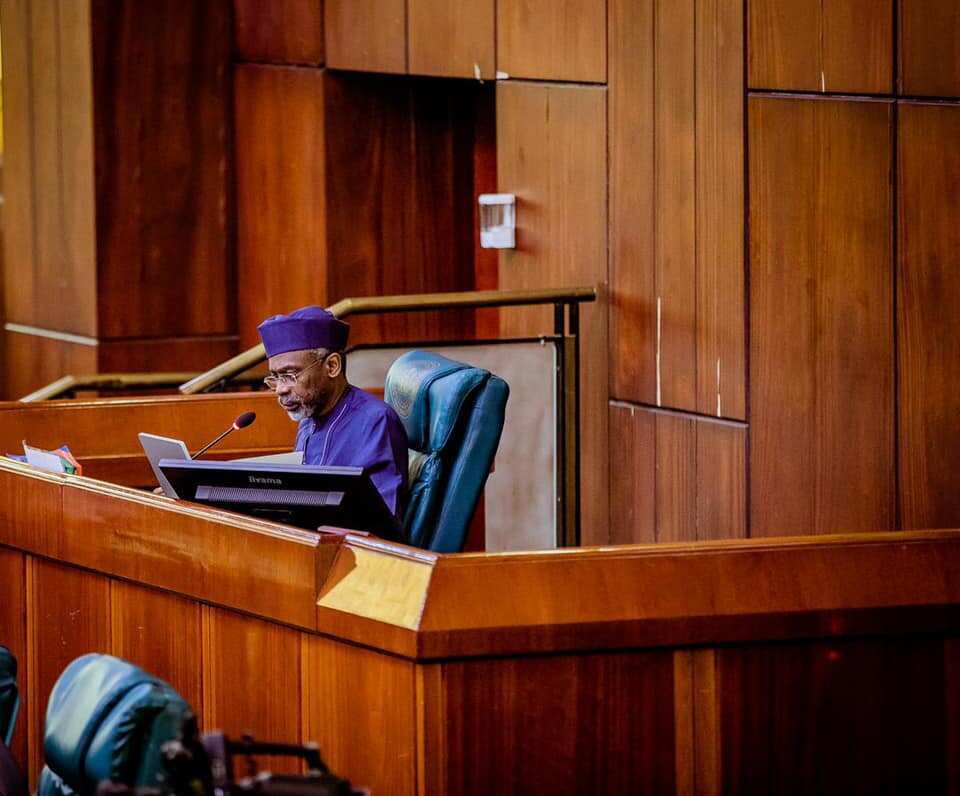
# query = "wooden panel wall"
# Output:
<box><xmin>749</xmin><ymin>97</ymin><xmax>894</xmax><ymax>536</ymax></box>
<box><xmin>609</xmin><ymin>0</ymin><xmax>745</xmax><ymax>420</ymax></box>
<box><xmin>1</xmin><ymin>0</ymin><xmax>236</xmax><ymax>400</ymax></box>
<box><xmin>749</xmin><ymin>0</ymin><xmax>894</xmax><ymax>93</ymax></box>
<box><xmin>496</xmin><ymin>82</ymin><xmax>608</xmax><ymax>544</ymax></box>
<box><xmin>426</xmin><ymin>651</ymin><xmax>677</xmax><ymax>793</ymax></box>
<box><xmin>898</xmin><ymin>103</ymin><xmax>960</xmax><ymax>530</ymax></box>
<box><xmin>497</xmin><ymin>0</ymin><xmax>606</xmax><ymax>83</ymax></box>
<box><xmin>91</xmin><ymin>0</ymin><xmax>232</xmax><ymax>340</ymax></box>
<box><xmin>407</xmin><ymin>0</ymin><xmax>495</xmax><ymax>80</ymax></box>
<box><xmin>1</xmin><ymin>0</ymin><xmax>97</xmax><ymax>337</ymax></box>
<box><xmin>324</xmin><ymin>0</ymin><xmax>406</xmax><ymax>74</ymax></box>
<box><xmin>234</xmin><ymin>65</ymin><xmax>327</xmax><ymax>350</ymax></box>
<box><xmin>899</xmin><ymin>0</ymin><xmax>960</xmax><ymax>97</ymax></box>
<box><xmin>233</xmin><ymin>0</ymin><xmax>325</xmax><ymax>66</ymax></box>
<box><xmin>324</xmin><ymin>73</ymin><xmax>484</xmax><ymax>346</ymax></box>
<box><xmin>608</xmin><ymin>404</ymin><xmax>746</xmax><ymax>544</ymax></box>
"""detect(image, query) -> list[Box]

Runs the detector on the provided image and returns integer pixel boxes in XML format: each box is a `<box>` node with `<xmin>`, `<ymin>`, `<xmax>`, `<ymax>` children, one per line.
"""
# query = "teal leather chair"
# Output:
<box><xmin>385</xmin><ymin>351</ymin><xmax>509</xmax><ymax>552</ymax></box>
<box><xmin>0</xmin><ymin>647</ymin><xmax>19</xmax><ymax>749</ymax></box>
<box><xmin>38</xmin><ymin>654</ymin><xmax>191</xmax><ymax>796</ymax></box>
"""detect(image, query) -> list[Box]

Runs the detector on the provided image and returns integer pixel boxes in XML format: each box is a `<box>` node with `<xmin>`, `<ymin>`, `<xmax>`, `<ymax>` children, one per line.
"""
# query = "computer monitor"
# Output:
<box><xmin>158</xmin><ymin>459</ymin><xmax>402</xmax><ymax>542</ymax></box>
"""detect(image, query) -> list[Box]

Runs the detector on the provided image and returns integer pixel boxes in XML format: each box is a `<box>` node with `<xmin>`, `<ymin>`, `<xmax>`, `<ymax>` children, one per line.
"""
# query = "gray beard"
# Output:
<box><xmin>284</xmin><ymin>404</ymin><xmax>314</xmax><ymax>423</ymax></box>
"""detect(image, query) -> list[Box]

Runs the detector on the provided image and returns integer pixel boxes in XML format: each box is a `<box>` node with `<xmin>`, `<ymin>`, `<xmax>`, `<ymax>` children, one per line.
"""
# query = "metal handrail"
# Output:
<box><xmin>179</xmin><ymin>287</ymin><xmax>597</xmax><ymax>395</ymax></box>
<box><xmin>20</xmin><ymin>372</ymin><xmax>203</xmax><ymax>402</ymax></box>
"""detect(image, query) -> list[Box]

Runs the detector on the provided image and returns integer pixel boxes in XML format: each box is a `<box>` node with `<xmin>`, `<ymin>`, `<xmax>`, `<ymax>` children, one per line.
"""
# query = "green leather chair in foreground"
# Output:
<box><xmin>38</xmin><ymin>654</ymin><xmax>191</xmax><ymax>796</ymax></box>
<box><xmin>0</xmin><ymin>647</ymin><xmax>19</xmax><ymax>749</ymax></box>
<box><xmin>385</xmin><ymin>351</ymin><xmax>509</xmax><ymax>552</ymax></box>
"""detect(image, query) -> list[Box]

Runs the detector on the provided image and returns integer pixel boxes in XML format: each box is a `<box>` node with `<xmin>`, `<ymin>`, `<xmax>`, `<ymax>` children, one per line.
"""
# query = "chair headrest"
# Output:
<box><xmin>385</xmin><ymin>351</ymin><xmax>489</xmax><ymax>452</ymax></box>
<box><xmin>44</xmin><ymin>654</ymin><xmax>189</xmax><ymax>791</ymax></box>
<box><xmin>0</xmin><ymin>646</ymin><xmax>18</xmax><ymax>748</ymax></box>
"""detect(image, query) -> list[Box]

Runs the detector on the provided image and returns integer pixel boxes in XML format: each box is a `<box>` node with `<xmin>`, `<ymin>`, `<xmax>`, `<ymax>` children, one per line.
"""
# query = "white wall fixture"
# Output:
<box><xmin>478</xmin><ymin>193</ymin><xmax>516</xmax><ymax>249</ymax></box>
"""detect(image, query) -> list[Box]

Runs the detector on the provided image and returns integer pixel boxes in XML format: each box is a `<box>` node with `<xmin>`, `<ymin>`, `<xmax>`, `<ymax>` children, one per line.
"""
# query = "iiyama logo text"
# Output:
<box><xmin>249</xmin><ymin>475</ymin><xmax>281</xmax><ymax>485</ymax></box>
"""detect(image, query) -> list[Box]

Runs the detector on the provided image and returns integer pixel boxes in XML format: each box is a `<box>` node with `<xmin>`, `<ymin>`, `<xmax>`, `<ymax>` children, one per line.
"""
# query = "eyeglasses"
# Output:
<box><xmin>263</xmin><ymin>356</ymin><xmax>326</xmax><ymax>391</ymax></box>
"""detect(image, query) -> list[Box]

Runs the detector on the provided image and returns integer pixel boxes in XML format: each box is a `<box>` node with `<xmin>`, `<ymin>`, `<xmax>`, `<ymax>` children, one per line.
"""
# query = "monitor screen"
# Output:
<box><xmin>158</xmin><ymin>459</ymin><xmax>402</xmax><ymax>542</ymax></box>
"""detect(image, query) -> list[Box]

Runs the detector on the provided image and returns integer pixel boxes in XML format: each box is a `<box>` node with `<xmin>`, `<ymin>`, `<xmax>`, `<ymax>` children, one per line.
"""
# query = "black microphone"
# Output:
<box><xmin>192</xmin><ymin>411</ymin><xmax>256</xmax><ymax>460</ymax></box>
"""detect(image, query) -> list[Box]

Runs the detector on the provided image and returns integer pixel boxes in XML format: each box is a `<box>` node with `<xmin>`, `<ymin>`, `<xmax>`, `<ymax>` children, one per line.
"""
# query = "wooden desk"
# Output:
<box><xmin>1</xmin><ymin>457</ymin><xmax>960</xmax><ymax>793</ymax></box>
<box><xmin>0</xmin><ymin>393</ymin><xmax>292</xmax><ymax>485</ymax></box>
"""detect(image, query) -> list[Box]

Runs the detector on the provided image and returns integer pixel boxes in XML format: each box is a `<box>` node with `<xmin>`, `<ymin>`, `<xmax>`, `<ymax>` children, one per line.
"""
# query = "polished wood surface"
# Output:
<box><xmin>748</xmin><ymin>0</ymin><xmax>893</xmax><ymax>93</ymax></box>
<box><xmin>408</xmin><ymin>0</ymin><xmax>495</xmax><ymax>80</ymax></box>
<box><xmin>91</xmin><ymin>0</ymin><xmax>231</xmax><ymax>339</ymax></box>
<box><xmin>111</xmin><ymin>582</ymin><xmax>203</xmax><ymax>715</ymax></box>
<box><xmin>898</xmin><ymin>103</ymin><xmax>960</xmax><ymax>531</ymax></box>
<box><xmin>608</xmin><ymin>404</ymin><xmax>746</xmax><ymax>545</ymax></box>
<box><xmin>718</xmin><ymin>638</ymin><xmax>946</xmax><ymax>791</ymax></box>
<box><xmin>5</xmin><ymin>455</ymin><xmax>960</xmax><ymax>792</ymax></box>
<box><xmin>425</xmin><ymin>651</ymin><xmax>677</xmax><ymax>793</ymax></box>
<box><xmin>0</xmin><ymin>392</ymin><xmax>291</xmax><ymax>485</ymax></box>
<box><xmin>302</xmin><ymin>635</ymin><xmax>416</xmax><ymax>795</ymax></box>
<box><xmin>609</xmin><ymin>0</ymin><xmax>745</xmax><ymax>419</ymax></box>
<box><xmin>235</xmin><ymin>65</ymin><xmax>328</xmax><ymax>350</ymax></box>
<box><xmin>749</xmin><ymin>96</ymin><xmax>894</xmax><ymax>536</ymax></box>
<box><xmin>233</xmin><ymin>0</ymin><xmax>324</xmax><ymax>66</ymax></box>
<box><xmin>2</xmin><ymin>0</ymin><xmax>97</xmax><ymax>337</ymax></box>
<box><xmin>1</xmin><ymin>0</ymin><xmax>40</xmax><ymax>332</ymax></box>
<box><xmin>324</xmin><ymin>0</ymin><xmax>406</xmax><ymax>74</ymax></box>
<box><xmin>28</xmin><ymin>560</ymin><xmax>112</xmax><ymax>783</ymax></box>
<box><xmin>203</xmin><ymin>608</ymin><xmax>302</xmax><ymax>773</ymax></box>
<box><xmin>694</xmin><ymin>0</ymin><xmax>745</xmax><ymax>420</ymax></box>
<box><xmin>496</xmin><ymin>82</ymin><xmax>609</xmax><ymax>544</ymax></box>
<box><xmin>899</xmin><ymin>0</ymin><xmax>960</xmax><ymax>98</ymax></box>
<box><xmin>0</xmin><ymin>547</ymin><xmax>28</xmax><ymax>770</ymax></box>
<box><xmin>1</xmin><ymin>0</ymin><xmax>235</xmax><ymax>399</ymax></box>
<box><xmin>496</xmin><ymin>0</ymin><xmax>606</xmax><ymax>83</ymax></box>
<box><xmin>608</xmin><ymin>0</ymin><xmax>657</xmax><ymax>406</ymax></box>
<box><xmin>324</xmin><ymin>73</ymin><xmax>483</xmax><ymax>346</ymax></box>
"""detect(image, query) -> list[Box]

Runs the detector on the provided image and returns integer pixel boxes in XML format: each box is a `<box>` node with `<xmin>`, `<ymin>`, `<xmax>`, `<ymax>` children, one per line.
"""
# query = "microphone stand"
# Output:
<box><xmin>192</xmin><ymin>426</ymin><xmax>237</xmax><ymax>460</ymax></box>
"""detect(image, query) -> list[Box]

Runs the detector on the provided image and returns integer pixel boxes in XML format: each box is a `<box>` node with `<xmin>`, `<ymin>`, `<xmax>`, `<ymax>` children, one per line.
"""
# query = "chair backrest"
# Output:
<box><xmin>38</xmin><ymin>654</ymin><xmax>192</xmax><ymax>796</ymax></box>
<box><xmin>385</xmin><ymin>351</ymin><xmax>509</xmax><ymax>552</ymax></box>
<box><xmin>0</xmin><ymin>647</ymin><xmax>19</xmax><ymax>749</ymax></box>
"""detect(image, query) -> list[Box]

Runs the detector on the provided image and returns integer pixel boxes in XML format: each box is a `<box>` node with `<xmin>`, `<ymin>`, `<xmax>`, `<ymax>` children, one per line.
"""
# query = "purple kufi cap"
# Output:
<box><xmin>258</xmin><ymin>306</ymin><xmax>350</xmax><ymax>357</ymax></box>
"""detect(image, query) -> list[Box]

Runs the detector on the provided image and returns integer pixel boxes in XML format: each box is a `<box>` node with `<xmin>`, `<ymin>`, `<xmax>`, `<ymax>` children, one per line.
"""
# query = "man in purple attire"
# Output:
<box><xmin>258</xmin><ymin>306</ymin><xmax>408</xmax><ymax>518</ymax></box>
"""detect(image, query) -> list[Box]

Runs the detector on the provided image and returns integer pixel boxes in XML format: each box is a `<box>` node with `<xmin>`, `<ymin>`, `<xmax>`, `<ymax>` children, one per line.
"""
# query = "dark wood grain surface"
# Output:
<box><xmin>898</xmin><ymin>103</ymin><xmax>960</xmax><ymax>530</ymax></box>
<box><xmin>233</xmin><ymin>0</ymin><xmax>324</xmax><ymax>65</ymax></box>
<box><xmin>0</xmin><ymin>548</ymin><xmax>28</xmax><ymax>773</ymax></box>
<box><xmin>430</xmin><ymin>651</ymin><xmax>677</xmax><ymax>794</ymax></box>
<box><xmin>407</xmin><ymin>0</ymin><xmax>495</xmax><ymax>79</ymax></box>
<box><xmin>324</xmin><ymin>0</ymin><xmax>406</xmax><ymax>74</ymax></box>
<box><xmin>235</xmin><ymin>65</ymin><xmax>328</xmax><ymax>350</ymax></box>
<box><xmin>608</xmin><ymin>404</ymin><xmax>746</xmax><ymax>545</ymax></box>
<box><xmin>28</xmin><ymin>560</ymin><xmax>111</xmax><ymax>783</ymax></box>
<box><xmin>749</xmin><ymin>96</ymin><xmax>894</xmax><ymax>536</ymax></box>
<box><xmin>899</xmin><ymin>0</ymin><xmax>960</xmax><ymax>97</ymax></box>
<box><xmin>202</xmin><ymin>608</ymin><xmax>302</xmax><ymax>773</ymax></box>
<box><xmin>496</xmin><ymin>0</ymin><xmax>606</xmax><ymax>83</ymax></box>
<box><xmin>91</xmin><ymin>0</ymin><xmax>232</xmax><ymax>340</ymax></box>
<box><xmin>609</xmin><ymin>0</ymin><xmax>744</xmax><ymax>419</ymax></box>
<box><xmin>719</xmin><ymin>637</ymin><xmax>947</xmax><ymax>793</ymax></box>
<box><xmin>324</xmin><ymin>73</ymin><xmax>481</xmax><ymax>346</ymax></box>
<box><xmin>302</xmin><ymin>635</ymin><xmax>416</xmax><ymax>795</ymax></box>
<box><xmin>749</xmin><ymin>0</ymin><xmax>893</xmax><ymax>93</ymax></box>
<box><xmin>3</xmin><ymin>0</ymin><xmax>97</xmax><ymax>337</ymax></box>
<box><xmin>609</xmin><ymin>0</ymin><xmax>657</xmax><ymax>406</ymax></box>
<box><xmin>111</xmin><ymin>582</ymin><xmax>203</xmax><ymax>715</ymax></box>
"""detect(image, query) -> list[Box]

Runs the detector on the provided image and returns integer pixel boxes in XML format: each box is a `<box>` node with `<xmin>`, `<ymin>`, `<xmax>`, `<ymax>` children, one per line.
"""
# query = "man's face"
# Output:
<box><xmin>267</xmin><ymin>349</ymin><xmax>332</xmax><ymax>422</ymax></box>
